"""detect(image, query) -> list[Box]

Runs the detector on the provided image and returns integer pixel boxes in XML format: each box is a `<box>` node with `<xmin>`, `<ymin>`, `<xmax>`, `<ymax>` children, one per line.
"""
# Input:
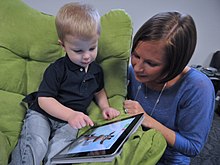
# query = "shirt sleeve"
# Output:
<box><xmin>174</xmin><ymin>76</ymin><xmax>215</xmax><ymax>157</ymax></box>
<box><xmin>37</xmin><ymin>64</ymin><xmax>62</xmax><ymax>98</ymax></box>
<box><xmin>95</xmin><ymin>65</ymin><xmax>104</xmax><ymax>93</ymax></box>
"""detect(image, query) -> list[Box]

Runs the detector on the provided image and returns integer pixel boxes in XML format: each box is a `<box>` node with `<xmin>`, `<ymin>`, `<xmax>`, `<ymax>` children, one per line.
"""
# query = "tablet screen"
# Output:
<box><xmin>68</xmin><ymin>117</ymin><xmax>134</xmax><ymax>154</ymax></box>
<box><xmin>55</xmin><ymin>113</ymin><xmax>144</xmax><ymax>159</ymax></box>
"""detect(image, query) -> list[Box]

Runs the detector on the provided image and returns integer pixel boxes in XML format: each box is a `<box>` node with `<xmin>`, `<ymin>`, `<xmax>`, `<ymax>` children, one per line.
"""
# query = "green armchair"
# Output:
<box><xmin>0</xmin><ymin>0</ymin><xmax>166</xmax><ymax>164</ymax></box>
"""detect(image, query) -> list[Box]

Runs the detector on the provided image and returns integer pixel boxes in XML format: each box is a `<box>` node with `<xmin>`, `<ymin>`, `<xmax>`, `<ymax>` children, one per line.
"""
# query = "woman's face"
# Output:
<box><xmin>131</xmin><ymin>41</ymin><xmax>167</xmax><ymax>85</ymax></box>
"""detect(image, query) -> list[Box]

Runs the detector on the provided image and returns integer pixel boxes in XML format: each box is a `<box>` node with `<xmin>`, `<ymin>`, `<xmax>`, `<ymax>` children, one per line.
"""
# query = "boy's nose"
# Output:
<box><xmin>83</xmin><ymin>52</ymin><xmax>90</xmax><ymax>59</ymax></box>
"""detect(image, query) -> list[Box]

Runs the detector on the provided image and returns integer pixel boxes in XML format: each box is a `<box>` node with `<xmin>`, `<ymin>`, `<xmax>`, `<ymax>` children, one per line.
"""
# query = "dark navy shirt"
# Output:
<box><xmin>30</xmin><ymin>55</ymin><xmax>104</xmax><ymax>121</ymax></box>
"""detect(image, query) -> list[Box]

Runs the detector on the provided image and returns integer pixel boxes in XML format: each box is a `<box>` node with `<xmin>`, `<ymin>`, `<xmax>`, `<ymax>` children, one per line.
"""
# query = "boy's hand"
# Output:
<box><xmin>102</xmin><ymin>107</ymin><xmax>120</xmax><ymax>120</ymax></box>
<box><xmin>67</xmin><ymin>111</ymin><xmax>94</xmax><ymax>129</ymax></box>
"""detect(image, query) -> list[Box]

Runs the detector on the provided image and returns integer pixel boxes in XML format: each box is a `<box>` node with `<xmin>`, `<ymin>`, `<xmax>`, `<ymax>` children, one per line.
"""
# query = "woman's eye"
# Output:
<box><xmin>132</xmin><ymin>54</ymin><xmax>140</xmax><ymax>59</ymax></box>
<box><xmin>144</xmin><ymin>61</ymin><xmax>158</xmax><ymax>67</ymax></box>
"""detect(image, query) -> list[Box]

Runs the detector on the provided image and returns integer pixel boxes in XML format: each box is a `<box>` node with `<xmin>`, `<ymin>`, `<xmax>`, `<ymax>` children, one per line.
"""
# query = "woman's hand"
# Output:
<box><xmin>123</xmin><ymin>99</ymin><xmax>152</xmax><ymax>128</ymax></box>
<box><xmin>123</xmin><ymin>99</ymin><xmax>145</xmax><ymax>115</ymax></box>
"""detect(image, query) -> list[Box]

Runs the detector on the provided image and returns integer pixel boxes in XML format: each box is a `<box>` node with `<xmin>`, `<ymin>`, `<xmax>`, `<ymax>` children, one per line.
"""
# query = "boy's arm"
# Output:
<box><xmin>38</xmin><ymin>97</ymin><xmax>94</xmax><ymax>128</ymax></box>
<box><xmin>94</xmin><ymin>88</ymin><xmax>110</xmax><ymax>110</ymax></box>
<box><xmin>95</xmin><ymin>89</ymin><xmax>120</xmax><ymax>120</ymax></box>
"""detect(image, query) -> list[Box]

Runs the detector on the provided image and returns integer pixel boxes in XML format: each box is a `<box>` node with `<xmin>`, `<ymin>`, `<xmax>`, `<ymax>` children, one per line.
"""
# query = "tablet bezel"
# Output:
<box><xmin>53</xmin><ymin>113</ymin><xmax>144</xmax><ymax>160</ymax></box>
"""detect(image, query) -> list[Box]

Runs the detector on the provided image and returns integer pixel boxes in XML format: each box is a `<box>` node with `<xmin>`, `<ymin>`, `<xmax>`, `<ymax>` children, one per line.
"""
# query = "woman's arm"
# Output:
<box><xmin>124</xmin><ymin>99</ymin><xmax>176</xmax><ymax>146</ymax></box>
<box><xmin>143</xmin><ymin>112</ymin><xmax>176</xmax><ymax>146</ymax></box>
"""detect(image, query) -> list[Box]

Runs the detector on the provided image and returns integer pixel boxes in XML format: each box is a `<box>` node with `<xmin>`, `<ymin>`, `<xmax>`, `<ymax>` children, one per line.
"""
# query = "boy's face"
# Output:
<box><xmin>60</xmin><ymin>34</ymin><xmax>99</xmax><ymax>70</ymax></box>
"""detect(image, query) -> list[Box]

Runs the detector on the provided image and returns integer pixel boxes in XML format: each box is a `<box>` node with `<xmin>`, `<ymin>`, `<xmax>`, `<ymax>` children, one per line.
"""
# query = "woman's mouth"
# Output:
<box><xmin>135</xmin><ymin>73</ymin><xmax>147</xmax><ymax>78</ymax></box>
<box><xmin>135</xmin><ymin>73</ymin><xmax>148</xmax><ymax>82</ymax></box>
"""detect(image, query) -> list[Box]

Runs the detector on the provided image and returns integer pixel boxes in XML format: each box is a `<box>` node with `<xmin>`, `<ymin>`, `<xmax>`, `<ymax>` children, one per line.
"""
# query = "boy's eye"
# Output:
<box><xmin>89</xmin><ymin>46</ymin><xmax>97</xmax><ymax>51</ymax></box>
<box><xmin>73</xmin><ymin>50</ymin><xmax>82</xmax><ymax>53</ymax></box>
<box><xmin>72</xmin><ymin>47</ymin><xmax>96</xmax><ymax>53</ymax></box>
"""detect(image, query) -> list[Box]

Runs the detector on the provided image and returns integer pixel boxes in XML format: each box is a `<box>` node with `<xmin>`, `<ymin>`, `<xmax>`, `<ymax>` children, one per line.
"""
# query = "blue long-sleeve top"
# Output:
<box><xmin>127</xmin><ymin>66</ymin><xmax>215</xmax><ymax>164</ymax></box>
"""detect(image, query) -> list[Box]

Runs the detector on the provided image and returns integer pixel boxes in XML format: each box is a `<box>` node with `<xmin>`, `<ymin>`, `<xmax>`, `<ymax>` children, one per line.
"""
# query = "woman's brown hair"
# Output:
<box><xmin>132</xmin><ymin>11</ymin><xmax>197</xmax><ymax>83</ymax></box>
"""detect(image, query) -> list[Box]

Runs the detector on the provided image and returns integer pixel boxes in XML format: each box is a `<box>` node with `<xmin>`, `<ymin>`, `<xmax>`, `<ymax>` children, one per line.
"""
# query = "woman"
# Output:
<box><xmin>124</xmin><ymin>11</ymin><xmax>215</xmax><ymax>164</ymax></box>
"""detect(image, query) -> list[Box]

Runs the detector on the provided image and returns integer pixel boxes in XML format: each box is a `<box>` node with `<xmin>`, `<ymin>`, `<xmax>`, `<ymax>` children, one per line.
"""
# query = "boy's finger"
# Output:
<box><xmin>102</xmin><ymin>111</ymin><xmax>109</xmax><ymax>119</ymax></box>
<box><xmin>85</xmin><ymin>116</ymin><xmax>94</xmax><ymax>127</ymax></box>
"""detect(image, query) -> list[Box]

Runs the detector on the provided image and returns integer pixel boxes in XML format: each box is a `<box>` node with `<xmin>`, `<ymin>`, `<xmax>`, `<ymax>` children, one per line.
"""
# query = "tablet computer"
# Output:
<box><xmin>51</xmin><ymin>113</ymin><xmax>144</xmax><ymax>164</ymax></box>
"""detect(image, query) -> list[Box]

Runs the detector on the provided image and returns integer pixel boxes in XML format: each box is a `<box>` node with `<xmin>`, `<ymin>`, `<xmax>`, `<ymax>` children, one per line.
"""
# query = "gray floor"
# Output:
<box><xmin>191</xmin><ymin>112</ymin><xmax>220</xmax><ymax>165</ymax></box>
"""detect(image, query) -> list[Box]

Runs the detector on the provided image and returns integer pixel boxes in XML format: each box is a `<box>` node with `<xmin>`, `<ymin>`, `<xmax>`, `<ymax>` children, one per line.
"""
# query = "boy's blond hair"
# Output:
<box><xmin>55</xmin><ymin>2</ymin><xmax>101</xmax><ymax>42</ymax></box>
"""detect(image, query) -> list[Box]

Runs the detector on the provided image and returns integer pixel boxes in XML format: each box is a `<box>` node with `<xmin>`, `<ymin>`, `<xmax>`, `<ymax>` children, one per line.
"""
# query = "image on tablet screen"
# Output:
<box><xmin>68</xmin><ymin>117</ymin><xmax>135</xmax><ymax>154</ymax></box>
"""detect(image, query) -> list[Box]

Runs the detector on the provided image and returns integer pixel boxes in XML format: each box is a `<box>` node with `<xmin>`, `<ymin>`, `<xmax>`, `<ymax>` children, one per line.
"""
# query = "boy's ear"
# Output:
<box><xmin>58</xmin><ymin>39</ymin><xmax>64</xmax><ymax>48</ymax></box>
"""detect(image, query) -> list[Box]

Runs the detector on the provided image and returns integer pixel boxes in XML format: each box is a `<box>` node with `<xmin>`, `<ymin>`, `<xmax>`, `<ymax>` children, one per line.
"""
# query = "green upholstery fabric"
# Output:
<box><xmin>0</xmin><ymin>0</ymin><xmax>63</xmax><ymax>95</ymax></box>
<box><xmin>0</xmin><ymin>0</ymin><xmax>166</xmax><ymax>164</ymax></box>
<box><xmin>0</xmin><ymin>1</ymin><xmax>62</xmax><ymax>164</ymax></box>
<box><xmin>77</xmin><ymin>129</ymin><xmax>166</xmax><ymax>165</ymax></box>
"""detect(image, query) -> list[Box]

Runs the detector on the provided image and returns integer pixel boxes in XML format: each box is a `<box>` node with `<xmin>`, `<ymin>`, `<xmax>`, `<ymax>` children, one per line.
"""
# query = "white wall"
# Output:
<box><xmin>23</xmin><ymin>0</ymin><xmax>220</xmax><ymax>67</ymax></box>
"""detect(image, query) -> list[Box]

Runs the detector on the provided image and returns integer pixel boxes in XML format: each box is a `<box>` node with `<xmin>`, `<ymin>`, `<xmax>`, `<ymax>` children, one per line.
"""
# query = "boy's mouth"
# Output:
<box><xmin>82</xmin><ymin>62</ymin><xmax>90</xmax><ymax>65</ymax></box>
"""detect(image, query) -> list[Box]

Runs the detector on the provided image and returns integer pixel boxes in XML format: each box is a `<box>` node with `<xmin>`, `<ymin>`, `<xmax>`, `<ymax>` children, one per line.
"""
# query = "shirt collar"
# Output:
<box><xmin>64</xmin><ymin>54</ymin><xmax>100</xmax><ymax>74</ymax></box>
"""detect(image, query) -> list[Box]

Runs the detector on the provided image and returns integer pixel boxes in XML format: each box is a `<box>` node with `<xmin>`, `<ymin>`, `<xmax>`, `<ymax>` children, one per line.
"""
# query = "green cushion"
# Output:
<box><xmin>97</xmin><ymin>9</ymin><xmax>132</xmax><ymax>99</ymax></box>
<box><xmin>0</xmin><ymin>0</ymin><xmax>63</xmax><ymax>95</ymax></box>
<box><xmin>97</xmin><ymin>9</ymin><xmax>132</xmax><ymax>62</ymax></box>
<box><xmin>0</xmin><ymin>0</ymin><xmax>133</xmax><ymax>164</ymax></box>
<box><xmin>0</xmin><ymin>91</ymin><xmax>26</xmax><ymax>165</ymax></box>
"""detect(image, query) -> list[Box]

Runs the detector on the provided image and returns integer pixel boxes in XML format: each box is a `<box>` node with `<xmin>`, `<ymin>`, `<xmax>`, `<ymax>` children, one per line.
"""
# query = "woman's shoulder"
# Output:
<box><xmin>178</xmin><ymin>67</ymin><xmax>215</xmax><ymax>97</ymax></box>
<box><xmin>184</xmin><ymin>68</ymin><xmax>213</xmax><ymax>86</ymax></box>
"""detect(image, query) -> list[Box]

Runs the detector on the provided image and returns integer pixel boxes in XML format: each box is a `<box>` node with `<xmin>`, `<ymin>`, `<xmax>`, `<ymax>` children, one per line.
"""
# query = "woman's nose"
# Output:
<box><xmin>134</xmin><ymin>60</ymin><xmax>144</xmax><ymax>72</ymax></box>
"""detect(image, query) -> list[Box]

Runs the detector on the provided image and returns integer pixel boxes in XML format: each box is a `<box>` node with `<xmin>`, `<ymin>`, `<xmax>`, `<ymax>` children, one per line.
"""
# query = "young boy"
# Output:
<box><xmin>9</xmin><ymin>2</ymin><xmax>120</xmax><ymax>165</ymax></box>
